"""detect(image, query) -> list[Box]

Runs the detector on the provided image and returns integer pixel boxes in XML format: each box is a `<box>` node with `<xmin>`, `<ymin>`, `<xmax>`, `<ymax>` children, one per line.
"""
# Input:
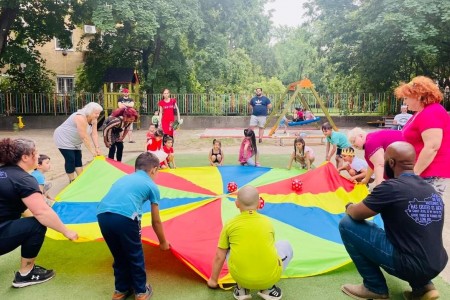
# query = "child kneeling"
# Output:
<box><xmin>207</xmin><ymin>186</ymin><xmax>293</xmax><ymax>300</ymax></box>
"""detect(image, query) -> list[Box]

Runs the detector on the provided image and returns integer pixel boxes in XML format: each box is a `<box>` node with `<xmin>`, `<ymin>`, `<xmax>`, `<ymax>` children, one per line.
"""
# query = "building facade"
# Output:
<box><xmin>38</xmin><ymin>25</ymin><xmax>95</xmax><ymax>94</ymax></box>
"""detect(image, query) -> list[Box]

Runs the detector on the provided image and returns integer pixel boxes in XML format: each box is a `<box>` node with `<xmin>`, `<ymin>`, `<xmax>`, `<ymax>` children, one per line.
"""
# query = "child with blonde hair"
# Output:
<box><xmin>338</xmin><ymin>147</ymin><xmax>374</xmax><ymax>183</ymax></box>
<box><xmin>287</xmin><ymin>137</ymin><xmax>315</xmax><ymax>170</ymax></box>
<box><xmin>239</xmin><ymin>128</ymin><xmax>259</xmax><ymax>166</ymax></box>
<box><xmin>209</xmin><ymin>139</ymin><xmax>224</xmax><ymax>166</ymax></box>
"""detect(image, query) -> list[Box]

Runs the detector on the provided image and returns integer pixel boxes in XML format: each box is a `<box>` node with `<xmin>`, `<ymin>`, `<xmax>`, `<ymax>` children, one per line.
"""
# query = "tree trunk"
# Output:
<box><xmin>0</xmin><ymin>6</ymin><xmax>19</xmax><ymax>58</ymax></box>
<box><xmin>142</xmin><ymin>45</ymin><xmax>151</xmax><ymax>93</ymax></box>
<box><xmin>151</xmin><ymin>34</ymin><xmax>162</xmax><ymax>69</ymax></box>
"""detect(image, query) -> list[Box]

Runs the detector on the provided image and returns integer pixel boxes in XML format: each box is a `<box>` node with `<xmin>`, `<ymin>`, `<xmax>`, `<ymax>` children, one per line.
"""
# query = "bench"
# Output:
<box><xmin>378</xmin><ymin>116</ymin><xmax>395</xmax><ymax>129</ymax></box>
<box><xmin>272</xmin><ymin>134</ymin><xmax>326</xmax><ymax>146</ymax></box>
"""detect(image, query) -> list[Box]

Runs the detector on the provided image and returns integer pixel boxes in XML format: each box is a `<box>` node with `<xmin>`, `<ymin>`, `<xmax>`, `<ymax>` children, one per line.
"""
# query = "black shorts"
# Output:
<box><xmin>59</xmin><ymin>148</ymin><xmax>82</xmax><ymax>173</ymax></box>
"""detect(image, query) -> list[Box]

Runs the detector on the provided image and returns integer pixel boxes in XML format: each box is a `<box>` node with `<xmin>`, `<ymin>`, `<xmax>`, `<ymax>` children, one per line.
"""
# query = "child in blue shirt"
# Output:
<box><xmin>30</xmin><ymin>154</ymin><xmax>54</xmax><ymax>206</ymax></box>
<box><xmin>97</xmin><ymin>152</ymin><xmax>170</xmax><ymax>300</ymax></box>
<box><xmin>322</xmin><ymin>122</ymin><xmax>351</xmax><ymax>168</ymax></box>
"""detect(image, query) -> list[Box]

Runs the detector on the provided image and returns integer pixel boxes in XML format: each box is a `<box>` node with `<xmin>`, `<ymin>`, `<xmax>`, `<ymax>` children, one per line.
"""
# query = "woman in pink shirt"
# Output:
<box><xmin>394</xmin><ymin>76</ymin><xmax>450</xmax><ymax>181</ymax></box>
<box><xmin>395</xmin><ymin>76</ymin><xmax>450</xmax><ymax>262</ymax></box>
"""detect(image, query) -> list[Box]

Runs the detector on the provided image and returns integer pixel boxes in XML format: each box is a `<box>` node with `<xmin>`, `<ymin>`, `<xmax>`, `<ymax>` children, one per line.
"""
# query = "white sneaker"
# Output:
<box><xmin>233</xmin><ymin>284</ymin><xmax>252</xmax><ymax>300</ymax></box>
<box><xmin>257</xmin><ymin>285</ymin><xmax>282</xmax><ymax>300</ymax></box>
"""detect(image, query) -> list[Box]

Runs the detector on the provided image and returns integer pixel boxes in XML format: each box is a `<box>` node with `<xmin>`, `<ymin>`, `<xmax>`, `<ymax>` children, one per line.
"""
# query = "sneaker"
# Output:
<box><xmin>403</xmin><ymin>287</ymin><xmax>439</xmax><ymax>300</ymax></box>
<box><xmin>112</xmin><ymin>290</ymin><xmax>132</xmax><ymax>300</ymax></box>
<box><xmin>129</xmin><ymin>141</ymin><xmax>136</xmax><ymax>143</ymax></box>
<box><xmin>233</xmin><ymin>284</ymin><xmax>252</xmax><ymax>300</ymax></box>
<box><xmin>135</xmin><ymin>284</ymin><xmax>153</xmax><ymax>300</ymax></box>
<box><xmin>257</xmin><ymin>285</ymin><xmax>282</xmax><ymax>300</ymax></box>
<box><xmin>12</xmin><ymin>265</ymin><xmax>55</xmax><ymax>288</ymax></box>
<box><xmin>341</xmin><ymin>284</ymin><xmax>389</xmax><ymax>300</ymax></box>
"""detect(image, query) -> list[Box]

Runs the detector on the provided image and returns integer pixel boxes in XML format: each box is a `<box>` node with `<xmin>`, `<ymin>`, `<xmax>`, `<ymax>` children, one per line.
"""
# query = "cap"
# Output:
<box><xmin>122</xmin><ymin>88</ymin><xmax>129</xmax><ymax>93</ymax></box>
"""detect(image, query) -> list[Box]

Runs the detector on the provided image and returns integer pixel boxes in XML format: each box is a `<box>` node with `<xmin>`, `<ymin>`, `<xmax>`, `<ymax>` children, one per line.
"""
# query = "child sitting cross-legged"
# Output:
<box><xmin>207</xmin><ymin>185</ymin><xmax>293</xmax><ymax>300</ymax></box>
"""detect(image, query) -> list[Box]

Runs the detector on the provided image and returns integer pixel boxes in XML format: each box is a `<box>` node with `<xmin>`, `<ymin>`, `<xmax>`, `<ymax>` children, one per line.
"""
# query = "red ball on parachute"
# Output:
<box><xmin>227</xmin><ymin>182</ymin><xmax>238</xmax><ymax>193</ymax></box>
<box><xmin>258</xmin><ymin>197</ymin><xmax>265</xmax><ymax>209</ymax></box>
<box><xmin>292</xmin><ymin>178</ymin><xmax>303</xmax><ymax>192</ymax></box>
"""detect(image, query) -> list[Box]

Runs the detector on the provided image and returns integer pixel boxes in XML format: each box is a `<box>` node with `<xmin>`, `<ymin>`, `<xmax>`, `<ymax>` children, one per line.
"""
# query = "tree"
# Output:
<box><xmin>303</xmin><ymin>0</ymin><xmax>450</xmax><ymax>91</ymax></box>
<box><xmin>0</xmin><ymin>0</ymin><xmax>93</xmax><ymax>92</ymax></box>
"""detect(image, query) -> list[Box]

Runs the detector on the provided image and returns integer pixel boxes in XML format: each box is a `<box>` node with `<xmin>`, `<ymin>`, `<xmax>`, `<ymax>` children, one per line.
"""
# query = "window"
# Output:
<box><xmin>55</xmin><ymin>32</ymin><xmax>73</xmax><ymax>51</ymax></box>
<box><xmin>57</xmin><ymin>76</ymin><xmax>75</xmax><ymax>94</ymax></box>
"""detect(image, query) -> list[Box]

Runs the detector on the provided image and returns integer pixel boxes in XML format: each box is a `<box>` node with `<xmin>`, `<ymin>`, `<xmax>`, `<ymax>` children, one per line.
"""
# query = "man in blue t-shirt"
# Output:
<box><xmin>249</xmin><ymin>88</ymin><xmax>272</xmax><ymax>143</ymax></box>
<box><xmin>340</xmin><ymin>142</ymin><xmax>447</xmax><ymax>300</ymax></box>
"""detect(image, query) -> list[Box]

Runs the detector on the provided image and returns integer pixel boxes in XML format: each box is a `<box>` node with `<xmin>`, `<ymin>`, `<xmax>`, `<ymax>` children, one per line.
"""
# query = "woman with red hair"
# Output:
<box><xmin>395</xmin><ymin>76</ymin><xmax>450</xmax><ymax>298</ymax></box>
<box><xmin>394</xmin><ymin>76</ymin><xmax>450</xmax><ymax>182</ymax></box>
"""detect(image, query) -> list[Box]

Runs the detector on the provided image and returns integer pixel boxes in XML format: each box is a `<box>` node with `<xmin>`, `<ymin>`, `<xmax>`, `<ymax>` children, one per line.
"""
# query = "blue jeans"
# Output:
<box><xmin>339</xmin><ymin>215</ymin><xmax>399</xmax><ymax>295</ymax></box>
<box><xmin>97</xmin><ymin>213</ymin><xmax>147</xmax><ymax>294</ymax></box>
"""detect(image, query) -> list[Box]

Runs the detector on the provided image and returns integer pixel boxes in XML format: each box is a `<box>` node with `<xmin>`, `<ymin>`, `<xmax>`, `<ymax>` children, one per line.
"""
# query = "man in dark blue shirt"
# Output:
<box><xmin>340</xmin><ymin>141</ymin><xmax>447</xmax><ymax>300</ymax></box>
<box><xmin>249</xmin><ymin>88</ymin><xmax>271</xmax><ymax>143</ymax></box>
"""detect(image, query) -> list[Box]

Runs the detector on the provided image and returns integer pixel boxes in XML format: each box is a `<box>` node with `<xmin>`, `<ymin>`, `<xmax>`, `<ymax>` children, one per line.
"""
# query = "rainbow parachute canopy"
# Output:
<box><xmin>47</xmin><ymin>157</ymin><xmax>369</xmax><ymax>285</ymax></box>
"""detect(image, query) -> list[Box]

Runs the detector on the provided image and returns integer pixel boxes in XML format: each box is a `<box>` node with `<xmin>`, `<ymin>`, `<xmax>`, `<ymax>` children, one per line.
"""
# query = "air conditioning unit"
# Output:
<box><xmin>84</xmin><ymin>25</ymin><xmax>96</xmax><ymax>34</ymax></box>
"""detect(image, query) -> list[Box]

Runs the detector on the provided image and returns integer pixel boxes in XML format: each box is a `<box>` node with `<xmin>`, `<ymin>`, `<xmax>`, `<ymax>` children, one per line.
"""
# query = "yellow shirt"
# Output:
<box><xmin>218</xmin><ymin>210</ymin><xmax>282</xmax><ymax>289</ymax></box>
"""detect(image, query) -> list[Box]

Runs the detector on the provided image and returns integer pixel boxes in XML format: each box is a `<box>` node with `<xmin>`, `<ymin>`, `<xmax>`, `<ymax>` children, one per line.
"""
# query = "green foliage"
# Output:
<box><xmin>0</xmin><ymin>0</ymin><xmax>98</xmax><ymax>92</ymax></box>
<box><xmin>4</xmin><ymin>0</ymin><xmax>450</xmax><ymax>95</ymax></box>
<box><xmin>303</xmin><ymin>0</ymin><xmax>450</xmax><ymax>91</ymax></box>
<box><xmin>0</xmin><ymin>44</ymin><xmax>54</xmax><ymax>93</ymax></box>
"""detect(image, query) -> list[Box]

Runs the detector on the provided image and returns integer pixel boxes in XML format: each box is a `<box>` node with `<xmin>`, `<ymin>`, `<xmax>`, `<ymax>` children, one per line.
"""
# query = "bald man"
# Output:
<box><xmin>340</xmin><ymin>142</ymin><xmax>447</xmax><ymax>300</ymax></box>
<box><xmin>207</xmin><ymin>186</ymin><xmax>293</xmax><ymax>300</ymax></box>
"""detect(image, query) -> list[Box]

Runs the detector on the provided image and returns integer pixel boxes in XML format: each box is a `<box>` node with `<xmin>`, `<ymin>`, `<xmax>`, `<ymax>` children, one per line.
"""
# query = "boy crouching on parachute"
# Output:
<box><xmin>207</xmin><ymin>185</ymin><xmax>293</xmax><ymax>300</ymax></box>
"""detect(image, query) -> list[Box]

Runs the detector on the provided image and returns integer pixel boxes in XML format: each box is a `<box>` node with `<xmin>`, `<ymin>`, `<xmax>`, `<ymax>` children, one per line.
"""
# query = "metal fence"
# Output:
<box><xmin>1</xmin><ymin>91</ymin><xmax>450</xmax><ymax>116</ymax></box>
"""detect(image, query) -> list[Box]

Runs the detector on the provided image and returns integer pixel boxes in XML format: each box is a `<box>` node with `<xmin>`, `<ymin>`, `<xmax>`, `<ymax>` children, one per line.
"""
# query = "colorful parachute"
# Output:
<box><xmin>47</xmin><ymin>157</ymin><xmax>369</xmax><ymax>285</ymax></box>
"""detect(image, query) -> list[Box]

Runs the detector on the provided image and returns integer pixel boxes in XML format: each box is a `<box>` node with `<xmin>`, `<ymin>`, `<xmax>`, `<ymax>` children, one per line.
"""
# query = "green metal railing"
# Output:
<box><xmin>1</xmin><ymin>92</ymin><xmax>449</xmax><ymax>116</ymax></box>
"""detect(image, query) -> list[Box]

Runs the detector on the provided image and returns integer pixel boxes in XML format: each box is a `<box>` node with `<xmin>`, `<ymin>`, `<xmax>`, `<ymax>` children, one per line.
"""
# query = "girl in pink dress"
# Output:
<box><xmin>239</xmin><ymin>128</ymin><xmax>259</xmax><ymax>166</ymax></box>
<box><xmin>158</xmin><ymin>88</ymin><xmax>180</xmax><ymax>138</ymax></box>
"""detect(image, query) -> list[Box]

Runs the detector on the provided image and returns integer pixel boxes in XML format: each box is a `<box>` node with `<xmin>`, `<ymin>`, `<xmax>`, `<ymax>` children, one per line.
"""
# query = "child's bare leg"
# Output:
<box><xmin>307</xmin><ymin>157</ymin><xmax>315</xmax><ymax>169</ymax></box>
<box><xmin>298</xmin><ymin>157</ymin><xmax>306</xmax><ymax>168</ymax></box>
<box><xmin>335</xmin><ymin>156</ymin><xmax>344</xmax><ymax>168</ymax></box>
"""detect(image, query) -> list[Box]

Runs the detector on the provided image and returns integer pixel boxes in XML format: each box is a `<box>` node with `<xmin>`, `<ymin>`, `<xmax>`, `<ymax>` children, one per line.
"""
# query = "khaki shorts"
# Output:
<box><xmin>250</xmin><ymin>115</ymin><xmax>267</xmax><ymax>128</ymax></box>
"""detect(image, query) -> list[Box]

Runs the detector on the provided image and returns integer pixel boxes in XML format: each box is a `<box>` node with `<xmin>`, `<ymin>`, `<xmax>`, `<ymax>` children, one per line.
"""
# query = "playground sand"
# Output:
<box><xmin>1</xmin><ymin>127</ymin><xmax>449</xmax><ymax>283</ymax></box>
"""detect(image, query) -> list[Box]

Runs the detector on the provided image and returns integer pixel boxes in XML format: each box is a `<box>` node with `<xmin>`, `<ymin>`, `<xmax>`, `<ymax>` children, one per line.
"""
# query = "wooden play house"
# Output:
<box><xmin>102</xmin><ymin>68</ymin><xmax>141</xmax><ymax>128</ymax></box>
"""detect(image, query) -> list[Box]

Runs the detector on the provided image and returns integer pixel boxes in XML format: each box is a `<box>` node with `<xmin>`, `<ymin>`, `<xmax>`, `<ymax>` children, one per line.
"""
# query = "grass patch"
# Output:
<box><xmin>1</xmin><ymin>240</ymin><xmax>449</xmax><ymax>299</ymax></box>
